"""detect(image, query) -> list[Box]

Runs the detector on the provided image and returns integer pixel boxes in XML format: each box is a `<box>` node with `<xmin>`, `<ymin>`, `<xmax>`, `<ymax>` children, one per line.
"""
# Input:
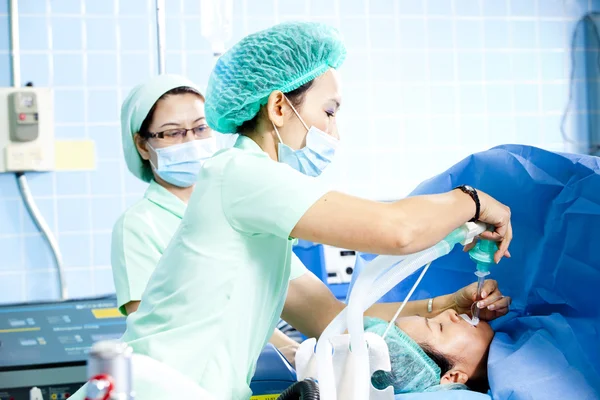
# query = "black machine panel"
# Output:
<box><xmin>0</xmin><ymin>296</ymin><xmax>125</xmax><ymax>370</ymax></box>
<box><xmin>0</xmin><ymin>296</ymin><xmax>126</xmax><ymax>400</ymax></box>
<box><xmin>0</xmin><ymin>296</ymin><xmax>297</xmax><ymax>400</ymax></box>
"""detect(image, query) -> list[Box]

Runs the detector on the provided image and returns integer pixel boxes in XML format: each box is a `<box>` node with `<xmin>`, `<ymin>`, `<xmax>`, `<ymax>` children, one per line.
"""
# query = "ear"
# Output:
<box><xmin>134</xmin><ymin>133</ymin><xmax>151</xmax><ymax>161</ymax></box>
<box><xmin>440</xmin><ymin>369</ymin><xmax>469</xmax><ymax>386</ymax></box>
<box><xmin>265</xmin><ymin>91</ymin><xmax>286</xmax><ymax>128</ymax></box>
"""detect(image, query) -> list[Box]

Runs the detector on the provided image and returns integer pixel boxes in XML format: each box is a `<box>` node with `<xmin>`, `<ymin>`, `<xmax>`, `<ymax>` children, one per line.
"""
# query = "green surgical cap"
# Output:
<box><xmin>205</xmin><ymin>21</ymin><xmax>346</xmax><ymax>134</ymax></box>
<box><xmin>120</xmin><ymin>74</ymin><xmax>202</xmax><ymax>182</ymax></box>
<box><xmin>364</xmin><ymin>317</ymin><xmax>441</xmax><ymax>394</ymax></box>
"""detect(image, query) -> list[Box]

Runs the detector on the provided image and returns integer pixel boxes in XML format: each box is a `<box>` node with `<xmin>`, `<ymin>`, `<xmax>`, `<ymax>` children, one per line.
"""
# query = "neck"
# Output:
<box><xmin>245</xmin><ymin>130</ymin><xmax>279</xmax><ymax>161</ymax></box>
<box><xmin>168</xmin><ymin>185</ymin><xmax>194</xmax><ymax>203</ymax></box>
<box><xmin>153</xmin><ymin>176</ymin><xmax>194</xmax><ymax>203</ymax></box>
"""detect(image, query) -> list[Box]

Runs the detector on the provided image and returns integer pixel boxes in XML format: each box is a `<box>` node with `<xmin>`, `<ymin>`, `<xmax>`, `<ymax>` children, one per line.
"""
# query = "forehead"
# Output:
<box><xmin>396</xmin><ymin>316</ymin><xmax>430</xmax><ymax>337</ymax></box>
<box><xmin>304</xmin><ymin>69</ymin><xmax>342</xmax><ymax>102</ymax></box>
<box><xmin>151</xmin><ymin>93</ymin><xmax>205</xmax><ymax>124</ymax></box>
<box><xmin>154</xmin><ymin>93</ymin><xmax>204</xmax><ymax>116</ymax></box>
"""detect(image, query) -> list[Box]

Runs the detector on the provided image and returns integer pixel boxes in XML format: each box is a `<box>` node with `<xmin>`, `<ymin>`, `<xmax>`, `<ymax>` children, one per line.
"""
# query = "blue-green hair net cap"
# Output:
<box><xmin>364</xmin><ymin>317</ymin><xmax>442</xmax><ymax>394</ymax></box>
<box><xmin>120</xmin><ymin>74</ymin><xmax>202</xmax><ymax>182</ymax></box>
<box><xmin>205</xmin><ymin>21</ymin><xmax>347</xmax><ymax>134</ymax></box>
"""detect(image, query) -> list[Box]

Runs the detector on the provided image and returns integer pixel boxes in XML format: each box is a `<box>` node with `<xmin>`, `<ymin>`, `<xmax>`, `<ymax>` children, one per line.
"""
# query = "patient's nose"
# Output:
<box><xmin>447</xmin><ymin>310</ymin><xmax>461</xmax><ymax>323</ymax></box>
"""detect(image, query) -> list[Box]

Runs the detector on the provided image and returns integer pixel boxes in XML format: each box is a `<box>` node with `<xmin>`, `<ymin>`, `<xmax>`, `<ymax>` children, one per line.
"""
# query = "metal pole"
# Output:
<box><xmin>156</xmin><ymin>0</ymin><xmax>166</xmax><ymax>74</ymax></box>
<box><xmin>9</xmin><ymin>0</ymin><xmax>21</xmax><ymax>87</ymax></box>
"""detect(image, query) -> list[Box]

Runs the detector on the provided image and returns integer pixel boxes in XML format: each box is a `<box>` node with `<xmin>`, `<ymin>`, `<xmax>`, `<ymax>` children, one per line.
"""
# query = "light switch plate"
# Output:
<box><xmin>5</xmin><ymin>142</ymin><xmax>54</xmax><ymax>171</ymax></box>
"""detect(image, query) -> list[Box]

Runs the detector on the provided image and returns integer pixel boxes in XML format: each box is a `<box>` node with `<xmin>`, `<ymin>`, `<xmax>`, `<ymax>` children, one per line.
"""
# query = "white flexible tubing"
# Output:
<box><xmin>316</xmin><ymin>222</ymin><xmax>486</xmax><ymax>400</ymax></box>
<box><xmin>317</xmin><ymin>247</ymin><xmax>443</xmax><ymax>400</ymax></box>
<box><xmin>343</xmin><ymin>223</ymin><xmax>486</xmax><ymax>398</ymax></box>
<box><xmin>316</xmin><ymin>254</ymin><xmax>408</xmax><ymax>400</ymax></box>
<box><xmin>317</xmin><ymin>244</ymin><xmax>447</xmax><ymax>400</ymax></box>
<box><xmin>346</xmin><ymin>242</ymin><xmax>450</xmax><ymax>399</ymax></box>
<box><xmin>382</xmin><ymin>262</ymin><xmax>432</xmax><ymax>339</ymax></box>
<box><xmin>344</xmin><ymin>255</ymin><xmax>409</xmax><ymax>399</ymax></box>
<box><xmin>364</xmin><ymin>221</ymin><xmax>488</xmax><ymax>307</ymax></box>
<box><xmin>363</xmin><ymin>243</ymin><xmax>450</xmax><ymax>314</ymax></box>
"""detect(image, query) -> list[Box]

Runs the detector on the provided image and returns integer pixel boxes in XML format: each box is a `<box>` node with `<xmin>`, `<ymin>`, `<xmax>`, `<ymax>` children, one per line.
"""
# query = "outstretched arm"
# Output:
<box><xmin>282</xmin><ymin>271</ymin><xmax>490</xmax><ymax>339</ymax></box>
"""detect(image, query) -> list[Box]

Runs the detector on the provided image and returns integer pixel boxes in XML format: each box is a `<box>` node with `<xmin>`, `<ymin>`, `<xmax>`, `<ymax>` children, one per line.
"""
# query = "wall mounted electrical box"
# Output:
<box><xmin>0</xmin><ymin>88</ymin><xmax>55</xmax><ymax>173</ymax></box>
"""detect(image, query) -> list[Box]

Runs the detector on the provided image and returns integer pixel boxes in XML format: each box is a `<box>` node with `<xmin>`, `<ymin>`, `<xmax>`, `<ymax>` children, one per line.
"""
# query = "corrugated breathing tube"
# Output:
<box><xmin>277</xmin><ymin>379</ymin><xmax>319</xmax><ymax>400</ymax></box>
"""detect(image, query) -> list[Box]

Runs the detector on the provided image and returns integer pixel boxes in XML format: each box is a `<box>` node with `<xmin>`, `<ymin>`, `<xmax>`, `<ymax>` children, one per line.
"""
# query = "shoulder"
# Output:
<box><xmin>222</xmin><ymin>147</ymin><xmax>297</xmax><ymax>183</ymax></box>
<box><xmin>199</xmin><ymin>147</ymin><xmax>279</xmax><ymax>189</ymax></box>
<box><xmin>212</xmin><ymin>146</ymin><xmax>271</xmax><ymax>169</ymax></box>
<box><xmin>112</xmin><ymin>198</ymin><xmax>159</xmax><ymax>239</ymax></box>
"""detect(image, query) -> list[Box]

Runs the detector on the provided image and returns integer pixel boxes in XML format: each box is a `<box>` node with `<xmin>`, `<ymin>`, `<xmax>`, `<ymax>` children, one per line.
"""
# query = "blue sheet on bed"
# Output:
<box><xmin>350</xmin><ymin>145</ymin><xmax>600</xmax><ymax>400</ymax></box>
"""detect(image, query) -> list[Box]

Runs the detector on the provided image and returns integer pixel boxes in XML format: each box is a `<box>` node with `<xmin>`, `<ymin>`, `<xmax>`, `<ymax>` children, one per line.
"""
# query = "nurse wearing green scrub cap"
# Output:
<box><xmin>121</xmin><ymin>22</ymin><xmax>513</xmax><ymax>399</ymax></box>
<box><xmin>113</xmin><ymin>74</ymin><xmax>215</xmax><ymax>316</ymax></box>
<box><xmin>114</xmin><ymin>73</ymin><xmax>299</xmax><ymax>360</ymax></box>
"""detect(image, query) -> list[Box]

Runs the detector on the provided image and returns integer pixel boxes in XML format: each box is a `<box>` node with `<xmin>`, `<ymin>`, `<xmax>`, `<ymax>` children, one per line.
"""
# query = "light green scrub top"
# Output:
<box><xmin>120</xmin><ymin>136</ymin><xmax>328</xmax><ymax>400</ymax></box>
<box><xmin>112</xmin><ymin>180</ymin><xmax>308</xmax><ymax>316</ymax></box>
<box><xmin>111</xmin><ymin>180</ymin><xmax>186</xmax><ymax>315</ymax></box>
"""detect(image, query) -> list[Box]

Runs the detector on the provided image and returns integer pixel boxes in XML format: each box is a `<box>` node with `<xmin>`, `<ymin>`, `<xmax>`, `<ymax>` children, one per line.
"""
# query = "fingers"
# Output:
<box><xmin>479</xmin><ymin>294</ymin><xmax>511</xmax><ymax>312</ymax></box>
<box><xmin>494</xmin><ymin>221</ymin><xmax>513</xmax><ymax>264</ymax></box>
<box><xmin>479</xmin><ymin>231</ymin><xmax>501</xmax><ymax>241</ymax></box>
<box><xmin>479</xmin><ymin>225</ymin><xmax>513</xmax><ymax>264</ymax></box>
<box><xmin>481</xmin><ymin>306</ymin><xmax>509</xmax><ymax>320</ymax></box>
<box><xmin>479</xmin><ymin>296</ymin><xmax>511</xmax><ymax>320</ymax></box>
<box><xmin>479</xmin><ymin>279</ymin><xmax>498</xmax><ymax>300</ymax></box>
<box><xmin>467</xmin><ymin>279</ymin><xmax>495</xmax><ymax>302</ymax></box>
<box><xmin>477</xmin><ymin>196</ymin><xmax>512</xmax><ymax>263</ymax></box>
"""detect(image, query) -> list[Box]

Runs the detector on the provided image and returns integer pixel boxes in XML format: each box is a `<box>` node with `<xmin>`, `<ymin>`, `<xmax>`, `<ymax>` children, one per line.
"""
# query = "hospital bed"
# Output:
<box><xmin>349</xmin><ymin>144</ymin><xmax>600</xmax><ymax>399</ymax></box>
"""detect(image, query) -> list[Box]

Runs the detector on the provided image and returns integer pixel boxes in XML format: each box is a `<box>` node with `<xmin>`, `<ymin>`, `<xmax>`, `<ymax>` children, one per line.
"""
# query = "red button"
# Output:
<box><xmin>19</xmin><ymin>113</ymin><xmax>26</xmax><ymax>121</ymax></box>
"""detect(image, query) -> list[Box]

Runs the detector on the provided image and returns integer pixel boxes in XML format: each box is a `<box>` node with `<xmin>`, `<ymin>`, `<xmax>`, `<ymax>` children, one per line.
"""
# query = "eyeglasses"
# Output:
<box><xmin>143</xmin><ymin>124</ymin><xmax>212</xmax><ymax>143</ymax></box>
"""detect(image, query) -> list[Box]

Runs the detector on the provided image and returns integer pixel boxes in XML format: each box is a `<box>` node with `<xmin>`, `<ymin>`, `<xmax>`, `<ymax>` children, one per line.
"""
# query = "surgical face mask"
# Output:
<box><xmin>272</xmin><ymin>98</ymin><xmax>339</xmax><ymax>177</ymax></box>
<box><xmin>147</xmin><ymin>137</ymin><xmax>216</xmax><ymax>187</ymax></box>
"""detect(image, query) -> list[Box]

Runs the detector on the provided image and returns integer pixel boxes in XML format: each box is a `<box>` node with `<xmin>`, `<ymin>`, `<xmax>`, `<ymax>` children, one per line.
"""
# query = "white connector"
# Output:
<box><xmin>460</xmin><ymin>313</ymin><xmax>480</xmax><ymax>326</ymax></box>
<box><xmin>29</xmin><ymin>387</ymin><xmax>43</xmax><ymax>400</ymax></box>
<box><xmin>460</xmin><ymin>221</ymin><xmax>487</xmax><ymax>246</ymax></box>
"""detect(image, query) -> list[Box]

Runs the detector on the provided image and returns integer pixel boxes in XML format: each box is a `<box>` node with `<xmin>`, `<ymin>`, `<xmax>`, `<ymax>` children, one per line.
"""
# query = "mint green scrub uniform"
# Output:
<box><xmin>111</xmin><ymin>180</ymin><xmax>185</xmax><ymax>315</ymax></box>
<box><xmin>111</xmin><ymin>179</ymin><xmax>308</xmax><ymax>316</ymax></box>
<box><xmin>120</xmin><ymin>135</ymin><xmax>327</xmax><ymax>399</ymax></box>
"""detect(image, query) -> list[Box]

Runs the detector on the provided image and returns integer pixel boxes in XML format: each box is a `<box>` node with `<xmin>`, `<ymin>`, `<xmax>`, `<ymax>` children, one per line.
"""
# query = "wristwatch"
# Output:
<box><xmin>454</xmin><ymin>185</ymin><xmax>480</xmax><ymax>222</ymax></box>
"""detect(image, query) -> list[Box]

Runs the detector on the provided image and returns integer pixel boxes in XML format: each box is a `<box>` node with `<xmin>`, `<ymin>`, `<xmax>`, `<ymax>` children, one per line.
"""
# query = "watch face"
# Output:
<box><xmin>464</xmin><ymin>185</ymin><xmax>473</xmax><ymax>191</ymax></box>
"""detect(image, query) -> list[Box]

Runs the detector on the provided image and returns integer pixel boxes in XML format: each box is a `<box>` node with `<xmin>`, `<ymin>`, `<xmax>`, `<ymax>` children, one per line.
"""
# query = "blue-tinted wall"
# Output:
<box><xmin>0</xmin><ymin>0</ymin><xmax>597</xmax><ymax>303</ymax></box>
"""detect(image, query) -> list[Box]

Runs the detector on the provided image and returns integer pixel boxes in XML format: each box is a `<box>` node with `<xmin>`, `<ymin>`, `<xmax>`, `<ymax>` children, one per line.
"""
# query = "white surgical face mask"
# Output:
<box><xmin>147</xmin><ymin>137</ymin><xmax>217</xmax><ymax>187</ymax></box>
<box><xmin>272</xmin><ymin>98</ymin><xmax>339</xmax><ymax>177</ymax></box>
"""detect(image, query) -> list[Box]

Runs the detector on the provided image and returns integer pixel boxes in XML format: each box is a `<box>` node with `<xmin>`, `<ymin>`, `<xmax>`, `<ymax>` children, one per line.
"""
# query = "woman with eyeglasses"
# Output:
<box><xmin>113</xmin><ymin>74</ymin><xmax>299</xmax><ymax>362</ymax></box>
<box><xmin>112</xmin><ymin>74</ymin><xmax>215</xmax><ymax>317</ymax></box>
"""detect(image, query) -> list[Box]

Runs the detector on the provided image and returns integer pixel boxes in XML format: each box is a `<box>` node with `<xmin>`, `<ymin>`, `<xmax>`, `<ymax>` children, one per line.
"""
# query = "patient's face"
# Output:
<box><xmin>396</xmin><ymin>309</ymin><xmax>494</xmax><ymax>378</ymax></box>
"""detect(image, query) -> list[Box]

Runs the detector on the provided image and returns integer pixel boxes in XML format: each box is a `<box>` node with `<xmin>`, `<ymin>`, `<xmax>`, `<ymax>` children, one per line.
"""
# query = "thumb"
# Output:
<box><xmin>463</xmin><ymin>240</ymin><xmax>477</xmax><ymax>252</ymax></box>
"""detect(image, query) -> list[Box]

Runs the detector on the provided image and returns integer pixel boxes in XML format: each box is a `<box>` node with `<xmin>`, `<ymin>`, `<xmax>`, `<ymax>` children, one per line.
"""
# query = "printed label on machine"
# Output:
<box><xmin>0</xmin><ymin>297</ymin><xmax>126</xmax><ymax>368</ymax></box>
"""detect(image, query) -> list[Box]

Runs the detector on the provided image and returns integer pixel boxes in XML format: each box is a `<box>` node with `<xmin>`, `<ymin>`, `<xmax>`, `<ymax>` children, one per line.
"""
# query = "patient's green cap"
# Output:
<box><xmin>365</xmin><ymin>317</ymin><xmax>441</xmax><ymax>393</ymax></box>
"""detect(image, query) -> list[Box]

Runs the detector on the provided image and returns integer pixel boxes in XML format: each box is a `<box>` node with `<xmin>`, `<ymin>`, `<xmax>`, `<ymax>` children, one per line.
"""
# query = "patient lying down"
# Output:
<box><xmin>363</xmin><ymin>278</ymin><xmax>510</xmax><ymax>394</ymax></box>
<box><xmin>366</xmin><ymin>310</ymin><xmax>493</xmax><ymax>394</ymax></box>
